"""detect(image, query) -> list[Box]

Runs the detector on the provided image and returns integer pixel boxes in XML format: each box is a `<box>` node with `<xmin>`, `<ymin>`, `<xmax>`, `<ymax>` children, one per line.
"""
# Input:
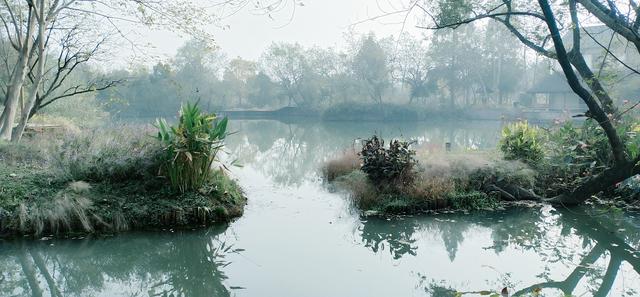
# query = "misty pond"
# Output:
<box><xmin>2</xmin><ymin>119</ymin><xmax>640</xmax><ymax>297</ymax></box>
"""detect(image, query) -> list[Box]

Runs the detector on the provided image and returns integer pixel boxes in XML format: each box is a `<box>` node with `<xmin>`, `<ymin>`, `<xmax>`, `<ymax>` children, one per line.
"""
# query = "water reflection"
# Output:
<box><xmin>2</xmin><ymin>120</ymin><xmax>640</xmax><ymax>297</ymax></box>
<box><xmin>225</xmin><ymin>119</ymin><xmax>501</xmax><ymax>187</ymax></box>
<box><xmin>359</xmin><ymin>217</ymin><xmax>420</xmax><ymax>259</ymax></box>
<box><xmin>0</xmin><ymin>225</ymin><xmax>237</xmax><ymax>297</ymax></box>
<box><xmin>358</xmin><ymin>207</ymin><xmax>640</xmax><ymax>296</ymax></box>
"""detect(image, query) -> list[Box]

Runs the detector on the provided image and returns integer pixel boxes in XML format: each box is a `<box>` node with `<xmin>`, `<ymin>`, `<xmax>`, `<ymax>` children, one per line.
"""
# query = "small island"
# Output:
<box><xmin>0</xmin><ymin>103</ymin><xmax>246</xmax><ymax>238</ymax></box>
<box><xmin>325</xmin><ymin>120</ymin><xmax>640</xmax><ymax>215</ymax></box>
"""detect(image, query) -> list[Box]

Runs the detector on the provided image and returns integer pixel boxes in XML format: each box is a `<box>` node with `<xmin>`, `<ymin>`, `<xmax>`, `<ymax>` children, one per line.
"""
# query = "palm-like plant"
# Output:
<box><xmin>155</xmin><ymin>102</ymin><xmax>229</xmax><ymax>193</ymax></box>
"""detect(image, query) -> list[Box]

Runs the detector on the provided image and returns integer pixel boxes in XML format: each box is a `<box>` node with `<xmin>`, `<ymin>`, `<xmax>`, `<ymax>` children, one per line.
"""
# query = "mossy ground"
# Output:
<box><xmin>0</xmin><ymin>163</ymin><xmax>245</xmax><ymax>238</ymax></box>
<box><xmin>0</xmin><ymin>127</ymin><xmax>246</xmax><ymax>238</ymax></box>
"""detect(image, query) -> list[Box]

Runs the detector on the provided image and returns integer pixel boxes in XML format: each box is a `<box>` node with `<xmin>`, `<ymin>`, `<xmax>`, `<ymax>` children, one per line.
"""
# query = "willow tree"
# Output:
<box><xmin>409</xmin><ymin>0</ymin><xmax>640</xmax><ymax>205</ymax></box>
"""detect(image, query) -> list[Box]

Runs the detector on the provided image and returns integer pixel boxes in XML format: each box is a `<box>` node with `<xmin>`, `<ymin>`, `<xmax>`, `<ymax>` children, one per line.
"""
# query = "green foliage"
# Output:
<box><xmin>626</xmin><ymin>120</ymin><xmax>640</xmax><ymax>158</ymax></box>
<box><xmin>155</xmin><ymin>102</ymin><xmax>228</xmax><ymax>193</ymax></box>
<box><xmin>499</xmin><ymin>121</ymin><xmax>544</xmax><ymax>165</ymax></box>
<box><xmin>539</xmin><ymin>119</ymin><xmax>637</xmax><ymax>195</ymax></box>
<box><xmin>445</xmin><ymin>191</ymin><xmax>499</xmax><ymax>211</ymax></box>
<box><xmin>546</xmin><ymin>120</ymin><xmax>611</xmax><ymax>170</ymax></box>
<box><xmin>359</xmin><ymin>135</ymin><xmax>417</xmax><ymax>191</ymax></box>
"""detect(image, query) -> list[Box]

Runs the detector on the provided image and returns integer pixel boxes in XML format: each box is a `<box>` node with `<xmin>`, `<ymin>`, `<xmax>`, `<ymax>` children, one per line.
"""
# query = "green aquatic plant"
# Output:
<box><xmin>499</xmin><ymin>121</ymin><xmax>544</xmax><ymax>165</ymax></box>
<box><xmin>156</xmin><ymin>102</ymin><xmax>229</xmax><ymax>193</ymax></box>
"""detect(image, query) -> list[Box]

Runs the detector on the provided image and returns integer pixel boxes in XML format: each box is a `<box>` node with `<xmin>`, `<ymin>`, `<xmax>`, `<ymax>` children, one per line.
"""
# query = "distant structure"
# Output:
<box><xmin>524</xmin><ymin>71</ymin><xmax>587</xmax><ymax>110</ymax></box>
<box><xmin>521</xmin><ymin>25</ymin><xmax>639</xmax><ymax>112</ymax></box>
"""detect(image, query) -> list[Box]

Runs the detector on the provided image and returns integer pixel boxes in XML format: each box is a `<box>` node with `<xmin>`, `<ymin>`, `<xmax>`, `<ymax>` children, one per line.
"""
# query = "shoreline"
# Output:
<box><xmin>0</xmin><ymin>164</ymin><xmax>247</xmax><ymax>240</ymax></box>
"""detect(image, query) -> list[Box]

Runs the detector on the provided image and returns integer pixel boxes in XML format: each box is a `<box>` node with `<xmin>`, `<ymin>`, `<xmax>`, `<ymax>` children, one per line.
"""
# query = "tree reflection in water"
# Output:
<box><xmin>0</xmin><ymin>224</ymin><xmax>238</xmax><ymax>297</ymax></box>
<box><xmin>224</xmin><ymin>119</ymin><xmax>501</xmax><ymax>187</ymax></box>
<box><xmin>376</xmin><ymin>207</ymin><xmax>640</xmax><ymax>296</ymax></box>
<box><xmin>359</xmin><ymin>216</ymin><xmax>420</xmax><ymax>260</ymax></box>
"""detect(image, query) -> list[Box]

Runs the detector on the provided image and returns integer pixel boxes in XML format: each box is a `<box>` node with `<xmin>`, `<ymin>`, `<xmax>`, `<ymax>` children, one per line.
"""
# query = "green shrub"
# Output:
<box><xmin>155</xmin><ymin>102</ymin><xmax>228</xmax><ymax>193</ymax></box>
<box><xmin>359</xmin><ymin>135</ymin><xmax>417</xmax><ymax>191</ymax></box>
<box><xmin>499</xmin><ymin>121</ymin><xmax>544</xmax><ymax>165</ymax></box>
<box><xmin>540</xmin><ymin>119</ymin><xmax>629</xmax><ymax>195</ymax></box>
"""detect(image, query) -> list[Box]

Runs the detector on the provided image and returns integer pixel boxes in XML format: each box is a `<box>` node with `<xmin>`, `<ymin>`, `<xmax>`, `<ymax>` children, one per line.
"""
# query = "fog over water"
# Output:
<box><xmin>3</xmin><ymin>120</ymin><xmax>640</xmax><ymax>297</ymax></box>
<box><xmin>1</xmin><ymin>1</ymin><xmax>640</xmax><ymax>296</ymax></box>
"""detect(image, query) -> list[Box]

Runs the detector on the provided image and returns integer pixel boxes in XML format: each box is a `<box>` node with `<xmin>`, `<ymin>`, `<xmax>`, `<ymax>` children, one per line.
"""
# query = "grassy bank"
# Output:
<box><xmin>0</xmin><ymin>124</ymin><xmax>246</xmax><ymax>238</ymax></box>
<box><xmin>325</xmin><ymin>148</ymin><xmax>536</xmax><ymax>214</ymax></box>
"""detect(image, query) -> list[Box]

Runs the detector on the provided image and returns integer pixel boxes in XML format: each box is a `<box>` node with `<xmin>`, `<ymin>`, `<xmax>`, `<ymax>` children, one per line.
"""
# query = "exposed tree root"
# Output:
<box><xmin>487</xmin><ymin>158</ymin><xmax>640</xmax><ymax>206</ymax></box>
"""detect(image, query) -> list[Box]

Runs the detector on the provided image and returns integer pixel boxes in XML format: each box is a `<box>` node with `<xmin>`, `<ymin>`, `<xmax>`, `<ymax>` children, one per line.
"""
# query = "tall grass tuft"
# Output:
<box><xmin>54</xmin><ymin>126</ymin><xmax>163</xmax><ymax>182</ymax></box>
<box><xmin>155</xmin><ymin>102</ymin><xmax>229</xmax><ymax>193</ymax></box>
<box><xmin>17</xmin><ymin>191</ymin><xmax>96</xmax><ymax>235</ymax></box>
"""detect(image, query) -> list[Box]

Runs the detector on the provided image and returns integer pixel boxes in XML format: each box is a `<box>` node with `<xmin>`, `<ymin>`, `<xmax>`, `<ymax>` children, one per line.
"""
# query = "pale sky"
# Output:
<box><xmin>118</xmin><ymin>0</ymin><xmax>422</xmax><ymax>66</ymax></box>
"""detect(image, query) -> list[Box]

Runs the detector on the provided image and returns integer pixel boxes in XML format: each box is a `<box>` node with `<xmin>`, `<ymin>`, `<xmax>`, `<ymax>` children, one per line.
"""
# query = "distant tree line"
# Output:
<box><xmin>98</xmin><ymin>23</ymin><xmax>536</xmax><ymax>118</ymax></box>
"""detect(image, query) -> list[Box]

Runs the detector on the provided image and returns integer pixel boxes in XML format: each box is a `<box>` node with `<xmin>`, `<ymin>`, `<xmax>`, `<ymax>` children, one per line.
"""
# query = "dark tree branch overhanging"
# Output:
<box><xmin>576</xmin><ymin>0</ymin><xmax>640</xmax><ymax>53</ymax></box>
<box><xmin>411</xmin><ymin>0</ymin><xmax>639</xmax><ymax>205</ymax></box>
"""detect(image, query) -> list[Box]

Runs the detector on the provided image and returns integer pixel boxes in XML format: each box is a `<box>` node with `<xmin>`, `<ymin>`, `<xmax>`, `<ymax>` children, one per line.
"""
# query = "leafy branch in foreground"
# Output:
<box><xmin>155</xmin><ymin>102</ymin><xmax>228</xmax><ymax>193</ymax></box>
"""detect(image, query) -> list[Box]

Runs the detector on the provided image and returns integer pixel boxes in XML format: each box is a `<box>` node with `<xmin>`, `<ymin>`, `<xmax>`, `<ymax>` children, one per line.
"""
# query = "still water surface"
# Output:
<box><xmin>1</xmin><ymin>120</ymin><xmax>640</xmax><ymax>297</ymax></box>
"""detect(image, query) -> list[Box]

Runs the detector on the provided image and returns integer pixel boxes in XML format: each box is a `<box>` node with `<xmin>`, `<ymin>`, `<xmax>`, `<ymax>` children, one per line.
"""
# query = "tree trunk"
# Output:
<box><xmin>545</xmin><ymin>158</ymin><xmax>639</xmax><ymax>205</ymax></box>
<box><xmin>487</xmin><ymin>0</ymin><xmax>639</xmax><ymax>206</ymax></box>
<box><xmin>0</xmin><ymin>106</ymin><xmax>6</xmax><ymax>131</ymax></box>
<box><xmin>0</xmin><ymin>7</ymin><xmax>36</xmax><ymax>141</ymax></box>
<box><xmin>575</xmin><ymin>0</ymin><xmax>640</xmax><ymax>54</ymax></box>
<box><xmin>13</xmin><ymin>3</ymin><xmax>47</xmax><ymax>142</ymax></box>
<box><xmin>489</xmin><ymin>157</ymin><xmax>639</xmax><ymax>206</ymax></box>
<box><xmin>31</xmin><ymin>250</ymin><xmax>63</xmax><ymax>297</ymax></box>
<box><xmin>539</xmin><ymin>0</ymin><xmax>627</xmax><ymax>166</ymax></box>
<box><xmin>18</xmin><ymin>247</ymin><xmax>43</xmax><ymax>297</ymax></box>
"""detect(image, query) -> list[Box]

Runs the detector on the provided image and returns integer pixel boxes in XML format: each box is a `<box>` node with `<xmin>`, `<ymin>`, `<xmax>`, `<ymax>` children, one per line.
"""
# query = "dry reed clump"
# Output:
<box><xmin>410</xmin><ymin>175</ymin><xmax>456</xmax><ymax>201</ymax></box>
<box><xmin>54</xmin><ymin>125</ymin><xmax>163</xmax><ymax>182</ymax></box>
<box><xmin>18</xmin><ymin>191</ymin><xmax>98</xmax><ymax>235</ymax></box>
<box><xmin>323</xmin><ymin>150</ymin><xmax>360</xmax><ymax>182</ymax></box>
<box><xmin>334</xmin><ymin>170</ymin><xmax>378</xmax><ymax>210</ymax></box>
<box><xmin>325</xmin><ymin>150</ymin><xmax>537</xmax><ymax>213</ymax></box>
<box><xmin>415</xmin><ymin>152</ymin><xmax>536</xmax><ymax>191</ymax></box>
